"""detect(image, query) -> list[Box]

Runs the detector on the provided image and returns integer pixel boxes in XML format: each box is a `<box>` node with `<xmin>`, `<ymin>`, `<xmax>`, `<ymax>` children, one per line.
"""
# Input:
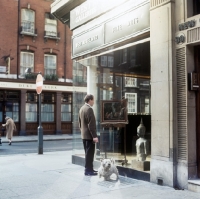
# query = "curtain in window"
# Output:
<box><xmin>21</xmin><ymin>9</ymin><xmax>35</xmax><ymax>33</ymax></box>
<box><xmin>20</xmin><ymin>52</ymin><xmax>34</xmax><ymax>75</ymax></box>
<box><xmin>44</xmin><ymin>55</ymin><xmax>56</xmax><ymax>75</ymax></box>
<box><xmin>45</xmin><ymin>17</ymin><xmax>57</xmax><ymax>36</ymax></box>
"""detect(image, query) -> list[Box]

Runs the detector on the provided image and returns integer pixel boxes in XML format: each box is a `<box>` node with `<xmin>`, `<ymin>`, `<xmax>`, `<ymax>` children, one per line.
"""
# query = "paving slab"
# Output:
<box><xmin>0</xmin><ymin>151</ymin><xmax>200</xmax><ymax>199</ymax></box>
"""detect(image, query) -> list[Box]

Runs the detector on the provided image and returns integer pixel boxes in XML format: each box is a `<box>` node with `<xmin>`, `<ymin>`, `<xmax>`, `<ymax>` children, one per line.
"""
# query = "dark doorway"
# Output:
<box><xmin>194</xmin><ymin>46</ymin><xmax>200</xmax><ymax>177</ymax></box>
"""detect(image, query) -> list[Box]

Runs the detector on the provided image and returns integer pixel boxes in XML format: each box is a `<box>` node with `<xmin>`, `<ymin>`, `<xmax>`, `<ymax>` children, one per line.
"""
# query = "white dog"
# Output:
<box><xmin>98</xmin><ymin>158</ymin><xmax>119</xmax><ymax>180</ymax></box>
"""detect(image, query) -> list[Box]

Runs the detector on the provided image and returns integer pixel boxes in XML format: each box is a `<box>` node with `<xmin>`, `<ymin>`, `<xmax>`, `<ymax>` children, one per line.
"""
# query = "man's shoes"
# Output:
<box><xmin>8</xmin><ymin>142</ymin><xmax>11</xmax><ymax>145</ymax></box>
<box><xmin>84</xmin><ymin>171</ymin><xmax>98</xmax><ymax>176</ymax></box>
<box><xmin>93</xmin><ymin>169</ymin><xmax>98</xmax><ymax>173</ymax></box>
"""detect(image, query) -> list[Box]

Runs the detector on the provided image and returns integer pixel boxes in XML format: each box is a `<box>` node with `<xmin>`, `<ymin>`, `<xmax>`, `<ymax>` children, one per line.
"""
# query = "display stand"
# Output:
<box><xmin>100</xmin><ymin>98</ymin><xmax>129</xmax><ymax>165</ymax></box>
<box><xmin>101</xmin><ymin>123</ymin><xmax>128</xmax><ymax>166</ymax></box>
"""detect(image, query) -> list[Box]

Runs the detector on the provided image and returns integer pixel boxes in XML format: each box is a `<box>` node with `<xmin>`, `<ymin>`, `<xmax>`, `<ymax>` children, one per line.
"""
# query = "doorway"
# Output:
<box><xmin>0</xmin><ymin>90</ymin><xmax>19</xmax><ymax>136</ymax></box>
<box><xmin>194</xmin><ymin>46</ymin><xmax>200</xmax><ymax>177</ymax></box>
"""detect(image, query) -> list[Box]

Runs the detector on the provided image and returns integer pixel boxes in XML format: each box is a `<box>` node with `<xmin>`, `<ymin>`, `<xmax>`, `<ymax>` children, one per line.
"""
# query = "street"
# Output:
<box><xmin>0</xmin><ymin>140</ymin><xmax>83</xmax><ymax>155</ymax></box>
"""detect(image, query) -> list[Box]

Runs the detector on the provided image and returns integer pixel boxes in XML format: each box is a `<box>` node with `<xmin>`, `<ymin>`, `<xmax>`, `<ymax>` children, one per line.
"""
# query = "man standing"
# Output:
<box><xmin>79</xmin><ymin>94</ymin><xmax>98</xmax><ymax>176</ymax></box>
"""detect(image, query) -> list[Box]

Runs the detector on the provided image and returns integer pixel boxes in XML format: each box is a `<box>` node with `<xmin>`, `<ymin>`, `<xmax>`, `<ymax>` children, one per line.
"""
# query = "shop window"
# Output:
<box><xmin>26</xmin><ymin>103</ymin><xmax>37</xmax><ymax>122</ymax></box>
<box><xmin>41</xmin><ymin>93</ymin><xmax>55</xmax><ymax>122</ymax></box>
<box><xmin>101</xmin><ymin>56</ymin><xmax>107</xmax><ymax>66</ymax></box>
<box><xmin>122</xmin><ymin>48</ymin><xmax>127</xmax><ymax>63</ymax></box>
<box><xmin>193</xmin><ymin>0</ymin><xmax>200</xmax><ymax>16</ymax></box>
<box><xmin>21</xmin><ymin>9</ymin><xmax>35</xmax><ymax>34</ymax></box>
<box><xmin>45</xmin><ymin>13</ymin><xmax>57</xmax><ymax>37</ymax></box>
<box><xmin>44</xmin><ymin>54</ymin><xmax>56</xmax><ymax>75</ymax></box>
<box><xmin>26</xmin><ymin>92</ymin><xmax>37</xmax><ymax>122</ymax></box>
<box><xmin>20</xmin><ymin>52</ymin><xmax>34</xmax><ymax>76</ymax></box>
<box><xmin>0</xmin><ymin>104</ymin><xmax>2</xmax><ymax>122</ymax></box>
<box><xmin>108</xmin><ymin>56</ymin><xmax>114</xmax><ymax>67</ymax></box>
<box><xmin>5</xmin><ymin>102</ymin><xmax>19</xmax><ymax>122</ymax></box>
<box><xmin>41</xmin><ymin>104</ymin><xmax>54</xmax><ymax>122</ymax></box>
<box><xmin>61</xmin><ymin>93</ymin><xmax>72</xmax><ymax>122</ymax></box>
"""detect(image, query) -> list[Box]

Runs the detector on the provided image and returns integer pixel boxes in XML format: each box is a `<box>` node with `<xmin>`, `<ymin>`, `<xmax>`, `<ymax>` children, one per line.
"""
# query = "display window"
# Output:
<box><xmin>72</xmin><ymin>41</ymin><xmax>151</xmax><ymax>170</ymax></box>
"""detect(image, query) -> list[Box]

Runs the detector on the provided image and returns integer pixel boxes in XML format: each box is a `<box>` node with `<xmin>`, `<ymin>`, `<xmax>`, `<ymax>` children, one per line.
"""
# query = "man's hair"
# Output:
<box><xmin>84</xmin><ymin>94</ymin><xmax>94</xmax><ymax>103</ymax></box>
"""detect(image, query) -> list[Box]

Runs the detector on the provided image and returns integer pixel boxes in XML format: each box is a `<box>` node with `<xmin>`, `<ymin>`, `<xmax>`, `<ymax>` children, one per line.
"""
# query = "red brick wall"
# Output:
<box><xmin>0</xmin><ymin>0</ymin><xmax>72</xmax><ymax>80</ymax></box>
<box><xmin>0</xmin><ymin>0</ymin><xmax>18</xmax><ymax>74</ymax></box>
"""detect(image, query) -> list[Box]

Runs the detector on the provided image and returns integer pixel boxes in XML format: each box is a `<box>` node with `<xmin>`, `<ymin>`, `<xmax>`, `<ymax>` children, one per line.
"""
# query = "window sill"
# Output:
<box><xmin>20</xmin><ymin>31</ymin><xmax>37</xmax><ymax>41</ymax></box>
<box><xmin>44</xmin><ymin>35</ymin><xmax>60</xmax><ymax>43</ymax></box>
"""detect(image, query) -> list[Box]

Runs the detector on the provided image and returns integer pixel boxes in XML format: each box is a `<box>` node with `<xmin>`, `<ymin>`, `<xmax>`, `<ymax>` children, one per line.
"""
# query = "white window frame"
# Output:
<box><xmin>101</xmin><ymin>56</ymin><xmax>107</xmax><ymax>66</ymax></box>
<box><xmin>21</xmin><ymin>9</ymin><xmax>35</xmax><ymax>34</ymax></box>
<box><xmin>45</xmin><ymin>13</ymin><xmax>57</xmax><ymax>37</ymax></box>
<box><xmin>20</xmin><ymin>52</ymin><xmax>34</xmax><ymax>75</ymax></box>
<box><xmin>124</xmin><ymin>77</ymin><xmax>137</xmax><ymax>87</ymax></box>
<box><xmin>107</xmin><ymin>56</ymin><xmax>114</xmax><ymax>67</ymax></box>
<box><xmin>44</xmin><ymin>54</ymin><xmax>57</xmax><ymax>75</ymax></box>
<box><xmin>125</xmin><ymin>93</ymin><xmax>137</xmax><ymax>114</ymax></box>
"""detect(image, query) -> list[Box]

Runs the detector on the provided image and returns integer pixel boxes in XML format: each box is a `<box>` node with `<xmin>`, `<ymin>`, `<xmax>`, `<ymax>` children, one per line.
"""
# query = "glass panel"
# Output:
<box><xmin>41</xmin><ymin>104</ymin><xmax>54</xmax><ymax>122</ymax></box>
<box><xmin>72</xmin><ymin>41</ymin><xmax>151</xmax><ymax>170</ymax></box>
<box><xmin>61</xmin><ymin>104</ymin><xmax>71</xmax><ymax>112</ymax></box>
<box><xmin>61</xmin><ymin>113</ymin><xmax>71</xmax><ymax>121</ymax></box>
<box><xmin>6</xmin><ymin>102</ymin><xmax>12</xmax><ymax>112</ymax></box>
<box><xmin>26</xmin><ymin>103</ymin><xmax>37</xmax><ymax>122</ymax></box>
<box><xmin>6</xmin><ymin>112</ymin><xmax>12</xmax><ymax>119</ymax></box>
<box><xmin>0</xmin><ymin>112</ymin><xmax>2</xmax><ymax>122</ymax></box>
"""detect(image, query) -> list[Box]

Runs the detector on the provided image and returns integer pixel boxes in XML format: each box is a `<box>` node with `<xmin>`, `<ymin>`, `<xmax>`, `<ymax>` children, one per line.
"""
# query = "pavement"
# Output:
<box><xmin>1</xmin><ymin>150</ymin><xmax>200</xmax><ymax>199</ymax></box>
<box><xmin>0</xmin><ymin>134</ymin><xmax>73</xmax><ymax>143</ymax></box>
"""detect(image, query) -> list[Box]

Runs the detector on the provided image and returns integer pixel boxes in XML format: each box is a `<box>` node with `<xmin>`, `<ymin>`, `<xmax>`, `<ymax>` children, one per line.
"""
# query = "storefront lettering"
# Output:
<box><xmin>175</xmin><ymin>34</ymin><xmax>185</xmax><ymax>44</ymax></box>
<box><xmin>75</xmin><ymin>2</ymin><xmax>96</xmax><ymax>23</ymax></box>
<box><xmin>113</xmin><ymin>25</ymin><xmax>122</xmax><ymax>33</ymax></box>
<box><xmin>0</xmin><ymin>83</ymin><xmax>7</xmax><ymax>87</ymax></box>
<box><xmin>76</xmin><ymin>35</ymin><xmax>99</xmax><ymax>48</ymax></box>
<box><xmin>127</xmin><ymin>18</ymin><xmax>139</xmax><ymax>26</ymax></box>
<box><xmin>44</xmin><ymin>85</ymin><xmax>57</xmax><ymax>89</ymax></box>
<box><xmin>179</xmin><ymin>20</ymin><xmax>195</xmax><ymax>31</ymax></box>
<box><xmin>19</xmin><ymin>84</ymin><xmax>33</xmax><ymax>88</ymax></box>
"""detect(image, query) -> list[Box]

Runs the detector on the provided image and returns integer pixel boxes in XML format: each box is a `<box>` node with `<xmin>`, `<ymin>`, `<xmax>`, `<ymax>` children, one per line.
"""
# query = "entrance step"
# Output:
<box><xmin>188</xmin><ymin>179</ymin><xmax>200</xmax><ymax>192</ymax></box>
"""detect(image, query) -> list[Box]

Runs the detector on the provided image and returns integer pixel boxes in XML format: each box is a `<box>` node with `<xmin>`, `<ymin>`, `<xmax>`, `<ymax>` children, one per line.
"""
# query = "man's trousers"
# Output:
<box><xmin>83</xmin><ymin>139</ymin><xmax>95</xmax><ymax>172</ymax></box>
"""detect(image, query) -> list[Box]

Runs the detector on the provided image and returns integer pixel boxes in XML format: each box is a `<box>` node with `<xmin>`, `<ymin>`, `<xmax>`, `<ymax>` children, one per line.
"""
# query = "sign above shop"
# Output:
<box><xmin>70</xmin><ymin>0</ymin><xmax>129</xmax><ymax>29</ymax></box>
<box><xmin>179</xmin><ymin>20</ymin><xmax>195</xmax><ymax>31</ymax></box>
<box><xmin>72</xmin><ymin>2</ymin><xmax>150</xmax><ymax>58</ymax></box>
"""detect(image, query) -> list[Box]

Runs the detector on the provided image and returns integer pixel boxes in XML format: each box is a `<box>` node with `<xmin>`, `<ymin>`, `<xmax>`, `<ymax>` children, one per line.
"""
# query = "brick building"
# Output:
<box><xmin>0</xmin><ymin>0</ymin><xmax>79</xmax><ymax>135</ymax></box>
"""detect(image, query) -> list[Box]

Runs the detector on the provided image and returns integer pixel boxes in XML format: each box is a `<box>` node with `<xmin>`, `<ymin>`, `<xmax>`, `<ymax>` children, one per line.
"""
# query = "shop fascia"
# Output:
<box><xmin>71</xmin><ymin>0</ymin><xmax>150</xmax><ymax>59</ymax></box>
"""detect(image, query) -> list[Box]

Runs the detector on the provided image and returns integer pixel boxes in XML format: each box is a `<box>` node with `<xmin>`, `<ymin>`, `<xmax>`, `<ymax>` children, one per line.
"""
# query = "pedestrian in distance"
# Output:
<box><xmin>2</xmin><ymin>116</ymin><xmax>16</xmax><ymax>145</ymax></box>
<box><xmin>78</xmin><ymin>94</ymin><xmax>99</xmax><ymax>176</ymax></box>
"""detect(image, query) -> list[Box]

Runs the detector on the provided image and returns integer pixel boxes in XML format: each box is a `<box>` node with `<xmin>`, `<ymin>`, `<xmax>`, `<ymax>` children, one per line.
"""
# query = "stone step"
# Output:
<box><xmin>188</xmin><ymin>179</ymin><xmax>200</xmax><ymax>192</ymax></box>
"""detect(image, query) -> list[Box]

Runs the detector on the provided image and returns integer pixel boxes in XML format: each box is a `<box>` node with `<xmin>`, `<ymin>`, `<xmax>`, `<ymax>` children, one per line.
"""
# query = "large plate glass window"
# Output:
<box><xmin>61</xmin><ymin>93</ymin><xmax>72</xmax><ymax>121</ymax></box>
<box><xmin>26</xmin><ymin>92</ymin><xmax>37</xmax><ymax>122</ymax></box>
<box><xmin>41</xmin><ymin>93</ymin><xmax>55</xmax><ymax>122</ymax></box>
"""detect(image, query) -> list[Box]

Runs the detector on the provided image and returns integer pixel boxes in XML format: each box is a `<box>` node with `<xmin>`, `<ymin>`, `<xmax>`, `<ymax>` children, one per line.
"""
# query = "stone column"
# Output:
<box><xmin>19</xmin><ymin>90</ymin><xmax>26</xmax><ymax>136</ymax></box>
<box><xmin>150</xmin><ymin>0</ymin><xmax>176</xmax><ymax>187</ymax></box>
<box><xmin>56</xmin><ymin>92</ymin><xmax>62</xmax><ymax>134</ymax></box>
<box><xmin>87</xmin><ymin>65</ymin><xmax>98</xmax><ymax>116</ymax></box>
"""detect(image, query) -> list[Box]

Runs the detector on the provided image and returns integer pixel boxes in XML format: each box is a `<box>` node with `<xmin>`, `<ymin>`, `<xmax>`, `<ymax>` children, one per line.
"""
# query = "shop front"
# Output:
<box><xmin>70</xmin><ymin>0</ymin><xmax>151</xmax><ymax>181</ymax></box>
<box><xmin>0</xmin><ymin>80</ymin><xmax>83</xmax><ymax>136</ymax></box>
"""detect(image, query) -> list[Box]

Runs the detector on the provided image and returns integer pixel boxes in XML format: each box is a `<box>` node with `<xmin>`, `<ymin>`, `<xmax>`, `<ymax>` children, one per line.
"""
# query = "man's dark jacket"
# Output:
<box><xmin>78</xmin><ymin>104</ymin><xmax>97</xmax><ymax>140</ymax></box>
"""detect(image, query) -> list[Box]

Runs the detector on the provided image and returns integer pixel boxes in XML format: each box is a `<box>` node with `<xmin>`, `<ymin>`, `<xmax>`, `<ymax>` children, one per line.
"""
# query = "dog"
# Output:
<box><xmin>98</xmin><ymin>158</ymin><xmax>119</xmax><ymax>180</ymax></box>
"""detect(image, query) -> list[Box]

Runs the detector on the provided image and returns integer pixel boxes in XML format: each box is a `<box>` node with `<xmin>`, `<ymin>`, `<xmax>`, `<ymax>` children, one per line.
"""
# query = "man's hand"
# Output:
<box><xmin>93</xmin><ymin>137</ymin><xmax>98</xmax><ymax>143</ymax></box>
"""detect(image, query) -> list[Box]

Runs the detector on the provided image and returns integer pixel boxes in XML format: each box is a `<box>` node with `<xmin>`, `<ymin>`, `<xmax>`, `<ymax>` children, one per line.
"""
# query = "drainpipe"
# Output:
<box><xmin>64</xmin><ymin>24</ymin><xmax>67</xmax><ymax>82</ymax></box>
<box><xmin>17</xmin><ymin>0</ymin><xmax>20</xmax><ymax>79</ymax></box>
